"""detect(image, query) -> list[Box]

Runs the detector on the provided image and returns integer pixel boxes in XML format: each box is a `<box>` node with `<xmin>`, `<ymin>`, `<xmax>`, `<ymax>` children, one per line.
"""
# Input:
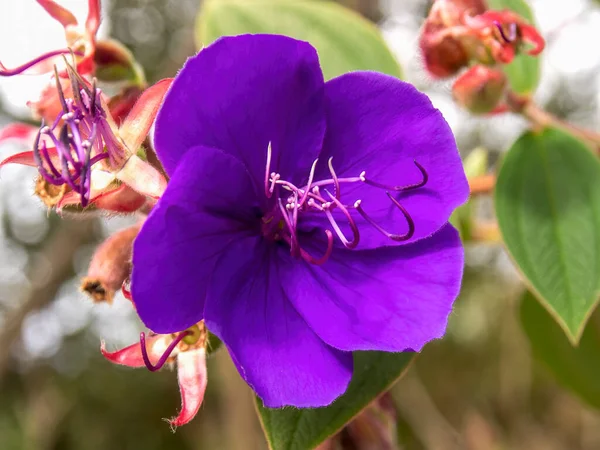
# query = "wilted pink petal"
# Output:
<box><xmin>91</xmin><ymin>184</ymin><xmax>147</xmax><ymax>212</ymax></box>
<box><xmin>100</xmin><ymin>334</ymin><xmax>166</xmax><ymax>368</ymax></box>
<box><xmin>168</xmin><ymin>348</ymin><xmax>208</xmax><ymax>428</ymax></box>
<box><xmin>36</xmin><ymin>0</ymin><xmax>78</xmax><ymax>28</ymax></box>
<box><xmin>119</xmin><ymin>78</ymin><xmax>173</xmax><ymax>152</ymax></box>
<box><xmin>85</xmin><ymin>0</ymin><xmax>101</xmax><ymax>37</ymax></box>
<box><xmin>117</xmin><ymin>155</ymin><xmax>167</xmax><ymax>199</ymax></box>
<box><xmin>55</xmin><ymin>190</ymin><xmax>81</xmax><ymax>212</ymax></box>
<box><xmin>0</xmin><ymin>148</ymin><xmax>60</xmax><ymax>169</ymax></box>
<box><xmin>0</xmin><ymin>124</ymin><xmax>38</xmax><ymax>144</ymax></box>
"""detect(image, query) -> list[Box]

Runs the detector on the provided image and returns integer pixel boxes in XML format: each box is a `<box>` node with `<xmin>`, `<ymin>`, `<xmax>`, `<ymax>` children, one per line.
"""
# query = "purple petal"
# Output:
<box><xmin>131</xmin><ymin>146</ymin><xmax>259</xmax><ymax>334</ymax></box>
<box><xmin>154</xmin><ymin>34</ymin><xmax>326</xmax><ymax>194</ymax></box>
<box><xmin>204</xmin><ymin>238</ymin><xmax>353</xmax><ymax>408</ymax></box>
<box><xmin>311</xmin><ymin>72</ymin><xmax>469</xmax><ymax>249</ymax></box>
<box><xmin>280</xmin><ymin>224</ymin><xmax>463</xmax><ymax>352</ymax></box>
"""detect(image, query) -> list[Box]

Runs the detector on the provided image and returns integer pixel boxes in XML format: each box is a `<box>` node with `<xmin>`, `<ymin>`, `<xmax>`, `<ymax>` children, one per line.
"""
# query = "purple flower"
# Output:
<box><xmin>131</xmin><ymin>34</ymin><xmax>469</xmax><ymax>408</ymax></box>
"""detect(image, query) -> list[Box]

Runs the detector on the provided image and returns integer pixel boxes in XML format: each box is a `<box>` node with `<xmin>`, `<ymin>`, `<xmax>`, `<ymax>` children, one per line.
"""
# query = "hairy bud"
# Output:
<box><xmin>452</xmin><ymin>65</ymin><xmax>507</xmax><ymax>114</ymax></box>
<box><xmin>81</xmin><ymin>223</ymin><xmax>141</xmax><ymax>303</ymax></box>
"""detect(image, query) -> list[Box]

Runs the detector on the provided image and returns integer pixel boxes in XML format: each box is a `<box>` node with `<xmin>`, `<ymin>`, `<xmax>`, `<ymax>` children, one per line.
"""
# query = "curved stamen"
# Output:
<box><xmin>57</xmin><ymin>127</ymin><xmax>81</xmax><ymax>192</ymax></box>
<box><xmin>0</xmin><ymin>48</ymin><xmax>76</xmax><ymax>76</ymax></box>
<box><xmin>298</xmin><ymin>229</ymin><xmax>334</xmax><ymax>265</ymax></box>
<box><xmin>323</xmin><ymin>190</ymin><xmax>359</xmax><ymax>249</ymax></box>
<box><xmin>39</xmin><ymin>137</ymin><xmax>62</xmax><ymax>180</ymax></box>
<box><xmin>89</xmin><ymin>152</ymin><xmax>109</xmax><ymax>165</ymax></box>
<box><xmin>354</xmin><ymin>193</ymin><xmax>415</xmax><ymax>241</ymax></box>
<box><xmin>298</xmin><ymin>158</ymin><xmax>318</xmax><ymax>208</ymax></box>
<box><xmin>327</xmin><ymin>157</ymin><xmax>340</xmax><ymax>200</ymax></box>
<box><xmin>33</xmin><ymin>129</ymin><xmax>64</xmax><ymax>185</ymax></box>
<box><xmin>265</xmin><ymin>142</ymin><xmax>273</xmax><ymax>198</ymax></box>
<box><xmin>140</xmin><ymin>331</ymin><xmax>189</xmax><ymax>372</ymax></box>
<box><xmin>360</xmin><ymin>160</ymin><xmax>428</xmax><ymax>191</ymax></box>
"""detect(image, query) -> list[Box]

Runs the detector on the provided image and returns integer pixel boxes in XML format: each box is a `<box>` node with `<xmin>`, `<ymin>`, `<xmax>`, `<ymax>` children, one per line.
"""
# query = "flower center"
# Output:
<box><xmin>33</xmin><ymin>65</ymin><xmax>124</xmax><ymax>207</ymax></box>
<box><xmin>262</xmin><ymin>142</ymin><xmax>428</xmax><ymax>265</ymax></box>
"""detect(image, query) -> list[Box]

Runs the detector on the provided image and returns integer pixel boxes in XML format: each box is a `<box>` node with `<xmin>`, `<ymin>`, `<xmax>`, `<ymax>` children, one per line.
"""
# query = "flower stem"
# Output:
<box><xmin>506</xmin><ymin>91</ymin><xmax>600</xmax><ymax>150</ymax></box>
<box><xmin>469</xmin><ymin>174</ymin><xmax>495</xmax><ymax>195</ymax></box>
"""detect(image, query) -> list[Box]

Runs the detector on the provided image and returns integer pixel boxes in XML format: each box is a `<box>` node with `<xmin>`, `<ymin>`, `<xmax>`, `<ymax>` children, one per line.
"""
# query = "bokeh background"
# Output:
<box><xmin>1</xmin><ymin>0</ymin><xmax>600</xmax><ymax>449</ymax></box>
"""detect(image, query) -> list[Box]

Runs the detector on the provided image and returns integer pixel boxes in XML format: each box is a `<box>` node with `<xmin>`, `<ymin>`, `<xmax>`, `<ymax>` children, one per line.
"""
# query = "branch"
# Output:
<box><xmin>469</xmin><ymin>174</ymin><xmax>495</xmax><ymax>195</ymax></box>
<box><xmin>506</xmin><ymin>91</ymin><xmax>600</xmax><ymax>150</ymax></box>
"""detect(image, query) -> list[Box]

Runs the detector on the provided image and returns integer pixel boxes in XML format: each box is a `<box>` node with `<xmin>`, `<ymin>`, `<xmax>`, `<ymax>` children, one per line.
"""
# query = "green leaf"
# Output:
<box><xmin>206</xmin><ymin>332</ymin><xmax>223</xmax><ymax>355</ymax></box>
<box><xmin>495</xmin><ymin>128</ymin><xmax>600</xmax><ymax>343</ymax></box>
<box><xmin>521</xmin><ymin>290</ymin><xmax>600</xmax><ymax>409</ymax></box>
<box><xmin>486</xmin><ymin>0</ymin><xmax>540</xmax><ymax>94</ymax></box>
<box><xmin>256</xmin><ymin>351</ymin><xmax>413</xmax><ymax>450</ymax></box>
<box><xmin>450</xmin><ymin>147</ymin><xmax>488</xmax><ymax>241</ymax></box>
<box><xmin>196</xmin><ymin>0</ymin><xmax>402</xmax><ymax>80</ymax></box>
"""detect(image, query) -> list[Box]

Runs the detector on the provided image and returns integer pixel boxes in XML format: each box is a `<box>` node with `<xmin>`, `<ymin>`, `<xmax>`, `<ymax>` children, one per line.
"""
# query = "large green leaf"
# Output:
<box><xmin>195</xmin><ymin>0</ymin><xmax>402</xmax><ymax>80</ymax></box>
<box><xmin>521</xmin><ymin>291</ymin><xmax>600</xmax><ymax>409</ymax></box>
<box><xmin>256</xmin><ymin>351</ymin><xmax>413</xmax><ymax>450</ymax></box>
<box><xmin>495</xmin><ymin>128</ymin><xmax>600</xmax><ymax>343</ymax></box>
<box><xmin>486</xmin><ymin>0</ymin><xmax>541</xmax><ymax>94</ymax></box>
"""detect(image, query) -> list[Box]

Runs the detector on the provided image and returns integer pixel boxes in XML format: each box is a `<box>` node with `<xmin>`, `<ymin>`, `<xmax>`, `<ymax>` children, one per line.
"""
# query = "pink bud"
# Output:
<box><xmin>81</xmin><ymin>223</ymin><xmax>141</xmax><ymax>303</ymax></box>
<box><xmin>452</xmin><ymin>65</ymin><xmax>507</xmax><ymax>114</ymax></box>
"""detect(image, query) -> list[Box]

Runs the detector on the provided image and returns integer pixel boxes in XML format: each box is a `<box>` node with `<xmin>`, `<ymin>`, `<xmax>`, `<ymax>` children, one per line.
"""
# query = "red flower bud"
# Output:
<box><xmin>452</xmin><ymin>65</ymin><xmax>507</xmax><ymax>114</ymax></box>
<box><xmin>419</xmin><ymin>0</ymin><xmax>545</xmax><ymax>78</ymax></box>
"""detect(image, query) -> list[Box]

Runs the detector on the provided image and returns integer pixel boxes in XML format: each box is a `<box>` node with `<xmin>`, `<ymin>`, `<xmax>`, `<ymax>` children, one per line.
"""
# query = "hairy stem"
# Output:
<box><xmin>506</xmin><ymin>91</ymin><xmax>600</xmax><ymax>149</ymax></box>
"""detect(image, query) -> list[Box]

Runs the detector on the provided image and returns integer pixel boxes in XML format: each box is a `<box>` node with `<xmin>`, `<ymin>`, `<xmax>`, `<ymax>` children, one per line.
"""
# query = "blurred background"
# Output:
<box><xmin>1</xmin><ymin>0</ymin><xmax>600</xmax><ymax>449</ymax></box>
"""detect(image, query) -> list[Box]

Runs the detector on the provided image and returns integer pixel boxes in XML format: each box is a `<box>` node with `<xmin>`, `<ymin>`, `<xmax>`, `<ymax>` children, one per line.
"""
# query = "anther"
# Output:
<box><xmin>360</xmin><ymin>160</ymin><xmax>428</xmax><ymax>191</ymax></box>
<box><xmin>140</xmin><ymin>331</ymin><xmax>190</xmax><ymax>372</ymax></box>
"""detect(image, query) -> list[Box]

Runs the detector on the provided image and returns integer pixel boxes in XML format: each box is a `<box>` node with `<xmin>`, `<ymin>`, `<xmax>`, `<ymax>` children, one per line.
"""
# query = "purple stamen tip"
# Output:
<box><xmin>494</xmin><ymin>21</ymin><xmax>518</xmax><ymax>44</ymax></box>
<box><xmin>139</xmin><ymin>331</ymin><xmax>190</xmax><ymax>372</ymax></box>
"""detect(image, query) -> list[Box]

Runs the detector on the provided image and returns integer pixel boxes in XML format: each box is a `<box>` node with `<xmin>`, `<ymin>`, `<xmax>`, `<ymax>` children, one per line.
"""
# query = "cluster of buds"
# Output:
<box><xmin>419</xmin><ymin>0</ymin><xmax>545</xmax><ymax>114</ymax></box>
<box><xmin>0</xmin><ymin>0</ymin><xmax>210</xmax><ymax>427</ymax></box>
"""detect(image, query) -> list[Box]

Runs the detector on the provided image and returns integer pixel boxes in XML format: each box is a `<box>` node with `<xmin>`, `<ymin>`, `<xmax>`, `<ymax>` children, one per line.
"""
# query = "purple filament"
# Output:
<box><xmin>139</xmin><ymin>331</ymin><xmax>191</xmax><ymax>372</ymax></box>
<box><xmin>263</xmin><ymin>145</ymin><xmax>428</xmax><ymax>263</ymax></box>
<box><xmin>0</xmin><ymin>49</ymin><xmax>80</xmax><ymax>77</ymax></box>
